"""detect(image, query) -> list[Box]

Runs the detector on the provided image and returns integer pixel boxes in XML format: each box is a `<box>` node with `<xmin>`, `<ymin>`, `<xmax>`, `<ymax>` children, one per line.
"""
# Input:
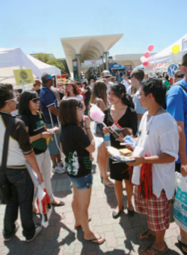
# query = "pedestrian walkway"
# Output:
<box><xmin>0</xmin><ymin>139</ymin><xmax>183</xmax><ymax>254</ymax></box>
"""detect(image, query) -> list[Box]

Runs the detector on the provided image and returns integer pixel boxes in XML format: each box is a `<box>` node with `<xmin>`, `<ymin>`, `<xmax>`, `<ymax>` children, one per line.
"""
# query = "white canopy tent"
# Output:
<box><xmin>145</xmin><ymin>33</ymin><xmax>187</xmax><ymax>73</ymax></box>
<box><xmin>0</xmin><ymin>48</ymin><xmax>61</xmax><ymax>89</ymax></box>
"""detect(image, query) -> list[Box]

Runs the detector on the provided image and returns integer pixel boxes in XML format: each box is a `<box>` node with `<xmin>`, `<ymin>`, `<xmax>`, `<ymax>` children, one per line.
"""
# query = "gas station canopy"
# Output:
<box><xmin>60</xmin><ymin>34</ymin><xmax>123</xmax><ymax>74</ymax></box>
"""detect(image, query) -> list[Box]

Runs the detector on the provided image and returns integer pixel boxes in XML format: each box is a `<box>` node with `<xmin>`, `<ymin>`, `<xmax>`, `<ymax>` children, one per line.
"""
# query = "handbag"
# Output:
<box><xmin>174</xmin><ymin>172</ymin><xmax>187</xmax><ymax>232</ymax></box>
<box><xmin>0</xmin><ymin>117</ymin><xmax>14</xmax><ymax>204</ymax></box>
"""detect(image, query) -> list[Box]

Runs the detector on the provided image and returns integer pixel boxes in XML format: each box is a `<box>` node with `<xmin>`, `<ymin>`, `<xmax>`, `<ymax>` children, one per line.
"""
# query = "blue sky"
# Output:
<box><xmin>1</xmin><ymin>0</ymin><xmax>187</xmax><ymax>59</ymax></box>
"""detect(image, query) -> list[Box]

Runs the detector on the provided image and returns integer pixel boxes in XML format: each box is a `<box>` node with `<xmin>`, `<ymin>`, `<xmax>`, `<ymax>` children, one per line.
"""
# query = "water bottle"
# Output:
<box><xmin>104</xmin><ymin>132</ymin><xmax>111</xmax><ymax>147</ymax></box>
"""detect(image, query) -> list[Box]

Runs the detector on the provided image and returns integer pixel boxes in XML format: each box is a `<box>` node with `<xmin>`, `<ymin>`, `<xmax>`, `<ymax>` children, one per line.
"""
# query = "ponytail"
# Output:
<box><xmin>121</xmin><ymin>93</ymin><xmax>134</xmax><ymax>109</ymax></box>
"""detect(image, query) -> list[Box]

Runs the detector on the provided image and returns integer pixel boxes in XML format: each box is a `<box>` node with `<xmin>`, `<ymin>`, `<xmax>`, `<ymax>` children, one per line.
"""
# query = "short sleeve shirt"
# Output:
<box><xmin>0</xmin><ymin>112</ymin><xmax>33</xmax><ymax>168</ymax></box>
<box><xmin>60</xmin><ymin>125</ymin><xmax>91</xmax><ymax>177</ymax></box>
<box><xmin>132</xmin><ymin>112</ymin><xmax>179</xmax><ymax>199</ymax></box>
<box><xmin>21</xmin><ymin>112</ymin><xmax>47</xmax><ymax>155</ymax></box>
<box><xmin>40</xmin><ymin>86</ymin><xmax>59</xmax><ymax>124</ymax></box>
<box><xmin>166</xmin><ymin>79</ymin><xmax>187</xmax><ymax>163</ymax></box>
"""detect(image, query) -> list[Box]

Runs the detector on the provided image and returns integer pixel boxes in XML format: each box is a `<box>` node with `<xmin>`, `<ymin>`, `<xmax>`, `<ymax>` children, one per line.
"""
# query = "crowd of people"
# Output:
<box><xmin>1</xmin><ymin>53</ymin><xmax>187</xmax><ymax>254</ymax></box>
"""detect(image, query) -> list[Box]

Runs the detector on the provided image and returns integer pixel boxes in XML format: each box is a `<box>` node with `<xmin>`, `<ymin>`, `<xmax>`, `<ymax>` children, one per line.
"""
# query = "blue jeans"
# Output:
<box><xmin>3</xmin><ymin>168</ymin><xmax>35</xmax><ymax>240</ymax></box>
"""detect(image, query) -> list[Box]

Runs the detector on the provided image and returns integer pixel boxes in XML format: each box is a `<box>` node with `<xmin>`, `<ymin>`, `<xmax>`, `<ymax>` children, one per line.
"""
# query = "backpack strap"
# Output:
<box><xmin>172</xmin><ymin>84</ymin><xmax>187</xmax><ymax>94</ymax></box>
<box><xmin>1</xmin><ymin>117</ymin><xmax>15</xmax><ymax>173</ymax></box>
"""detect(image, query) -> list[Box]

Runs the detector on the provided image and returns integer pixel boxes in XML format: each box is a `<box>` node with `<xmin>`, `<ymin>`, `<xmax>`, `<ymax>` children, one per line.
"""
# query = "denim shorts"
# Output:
<box><xmin>69</xmin><ymin>173</ymin><xmax>93</xmax><ymax>190</ymax></box>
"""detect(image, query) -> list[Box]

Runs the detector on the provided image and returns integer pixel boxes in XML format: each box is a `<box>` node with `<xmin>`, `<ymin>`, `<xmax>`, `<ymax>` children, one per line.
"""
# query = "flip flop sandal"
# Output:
<box><xmin>84</xmin><ymin>235</ymin><xmax>105</xmax><ymax>245</ymax></box>
<box><xmin>74</xmin><ymin>217</ymin><xmax>91</xmax><ymax>230</ymax></box>
<box><xmin>138</xmin><ymin>229</ymin><xmax>156</xmax><ymax>241</ymax></box>
<box><xmin>51</xmin><ymin>201</ymin><xmax>65</xmax><ymax>207</ymax></box>
<box><xmin>178</xmin><ymin>235</ymin><xmax>187</xmax><ymax>255</ymax></box>
<box><xmin>140</xmin><ymin>242</ymin><xmax>168</xmax><ymax>255</ymax></box>
<box><xmin>103</xmin><ymin>181</ymin><xmax>114</xmax><ymax>188</ymax></box>
<box><xmin>127</xmin><ymin>208</ymin><xmax>135</xmax><ymax>217</ymax></box>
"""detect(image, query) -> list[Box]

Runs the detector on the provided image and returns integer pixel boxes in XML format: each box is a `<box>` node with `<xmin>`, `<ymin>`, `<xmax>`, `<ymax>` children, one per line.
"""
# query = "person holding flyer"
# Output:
<box><xmin>103</xmin><ymin>83</ymin><xmax>137</xmax><ymax>219</ymax></box>
<box><xmin>127</xmin><ymin>78</ymin><xmax>179</xmax><ymax>255</ymax></box>
<box><xmin>19</xmin><ymin>91</ymin><xmax>65</xmax><ymax>208</ymax></box>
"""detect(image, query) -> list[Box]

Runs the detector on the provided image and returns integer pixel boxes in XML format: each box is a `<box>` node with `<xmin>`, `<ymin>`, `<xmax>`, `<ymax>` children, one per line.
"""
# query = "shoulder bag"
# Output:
<box><xmin>0</xmin><ymin>117</ymin><xmax>14</xmax><ymax>204</ymax></box>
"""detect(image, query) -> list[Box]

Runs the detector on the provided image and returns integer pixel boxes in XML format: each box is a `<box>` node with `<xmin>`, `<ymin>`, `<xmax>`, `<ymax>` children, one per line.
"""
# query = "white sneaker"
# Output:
<box><xmin>52</xmin><ymin>165</ymin><xmax>66</xmax><ymax>174</ymax></box>
<box><xmin>57</xmin><ymin>161</ymin><xmax>64</xmax><ymax>167</ymax></box>
<box><xmin>26</xmin><ymin>224</ymin><xmax>42</xmax><ymax>242</ymax></box>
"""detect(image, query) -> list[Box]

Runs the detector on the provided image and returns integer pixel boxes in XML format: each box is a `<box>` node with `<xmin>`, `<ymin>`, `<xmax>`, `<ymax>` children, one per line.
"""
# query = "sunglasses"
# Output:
<box><xmin>176</xmin><ymin>74</ymin><xmax>184</xmax><ymax>78</ymax></box>
<box><xmin>32</xmin><ymin>98</ymin><xmax>40</xmax><ymax>103</ymax></box>
<box><xmin>5</xmin><ymin>96</ymin><xmax>17</xmax><ymax>103</ymax></box>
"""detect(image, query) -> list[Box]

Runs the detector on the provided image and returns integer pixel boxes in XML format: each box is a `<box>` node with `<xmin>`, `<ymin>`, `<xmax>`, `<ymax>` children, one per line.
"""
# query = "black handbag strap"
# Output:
<box><xmin>1</xmin><ymin>117</ymin><xmax>15</xmax><ymax>172</ymax></box>
<box><xmin>172</xmin><ymin>84</ymin><xmax>187</xmax><ymax>94</ymax></box>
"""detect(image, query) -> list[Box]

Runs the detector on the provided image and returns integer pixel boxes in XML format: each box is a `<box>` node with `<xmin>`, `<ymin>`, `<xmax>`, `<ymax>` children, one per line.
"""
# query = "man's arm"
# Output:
<box><xmin>24</xmin><ymin>152</ymin><xmax>43</xmax><ymax>184</ymax></box>
<box><xmin>127</xmin><ymin>152</ymin><xmax>175</xmax><ymax>166</ymax></box>
<box><xmin>177</xmin><ymin>121</ymin><xmax>187</xmax><ymax>176</ymax></box>
<box><xmin>48</xmin><ymin>105</ymin><xmax>59</xmax><ymax>116</ymax></box>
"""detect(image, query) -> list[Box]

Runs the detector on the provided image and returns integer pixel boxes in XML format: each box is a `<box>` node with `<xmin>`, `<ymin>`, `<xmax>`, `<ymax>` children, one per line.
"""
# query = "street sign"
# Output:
<box><xmin>13</xmin><ymin>69</ymin><xmax>34</xmax><ymax>86</ymax></box>
<box><xmin>167</xmin><ymin>64</ymin><xmax>178</xmax><ymax>78</ymax></box>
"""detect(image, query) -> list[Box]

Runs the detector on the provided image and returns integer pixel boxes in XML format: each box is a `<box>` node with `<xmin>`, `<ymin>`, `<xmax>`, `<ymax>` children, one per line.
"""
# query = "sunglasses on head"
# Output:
<box><xmin>5</xmin><ymin>96</ymin><xmax>17</xmax><ymax>103</ymax></box>
<box><xmin>32</xmin><ymin>98</ymin><xmax>40</xmax><ymax>103</ymax></box>
<box><xmin>176</xmin><ymin>74</ymin><xmax>184</xmax><ymax>78</ymax></box>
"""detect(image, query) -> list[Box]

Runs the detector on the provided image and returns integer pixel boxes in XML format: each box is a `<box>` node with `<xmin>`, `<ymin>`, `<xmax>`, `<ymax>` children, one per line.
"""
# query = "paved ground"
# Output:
<box><xmin>0</xmin><ymin>130</ymin><xmax>184</xmax><ymax>254</ymax></box>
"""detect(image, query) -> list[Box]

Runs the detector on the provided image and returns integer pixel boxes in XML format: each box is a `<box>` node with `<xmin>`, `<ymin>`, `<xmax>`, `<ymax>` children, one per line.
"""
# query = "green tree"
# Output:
<box><xmin>34</xmin><ymin>53</ymin><xmax>50</xmax><ymax>63</ymax></box>
<box><xmin>34</xmin><ymin>53</ymin><xmax>65</xmax><ymax>73</ymax></box>
<box><xmin>47</xmin><ymin>58</ymin><xmax>65</xmax><ymax>73</ymax></box>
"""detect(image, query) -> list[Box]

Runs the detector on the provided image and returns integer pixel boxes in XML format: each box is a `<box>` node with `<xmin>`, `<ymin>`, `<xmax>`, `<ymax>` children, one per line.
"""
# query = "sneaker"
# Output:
<box><xmin>57</xmin><ymin>161</ymin><xmax>64</xmax><ymax>167</ymax></box>
<box><xmin>26</xmin><ymin>224</ymin><xmax>42</xmax><ymax>242</ymax></box>
<box><xmin>52</xmin><ymin>165</ymin><xmax>66</xmax><ymax>174</ymax></box>
<box><xmin>4</xmin><ymin>223</ymin><xmax>19</xmax><ymax>242</ymax></box>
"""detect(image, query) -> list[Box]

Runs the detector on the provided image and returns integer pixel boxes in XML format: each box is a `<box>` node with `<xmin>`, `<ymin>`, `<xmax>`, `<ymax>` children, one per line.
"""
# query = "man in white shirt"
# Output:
<box><xmin>121</xmin><ymin>72</ymin><xmax>130</xmax><ymax>91</ymax></box>
<box><xmin>131</xmin><ymin>69</ymin><xmax>147</xmax><ymax>127</ymax></box>
<box><xmin>101</xmin><ymin>70</ymin><xmax>113</xmax><ymax>104</ymax></box>
<box><xmin>127</xmin><ymin>78</ymin><xmax>179</xmax><ymax>255</ymax></box>
<box><xmin>0</xmin><ymin>84</ymin><xmax>44</xmax><ymax>242</ymax></box>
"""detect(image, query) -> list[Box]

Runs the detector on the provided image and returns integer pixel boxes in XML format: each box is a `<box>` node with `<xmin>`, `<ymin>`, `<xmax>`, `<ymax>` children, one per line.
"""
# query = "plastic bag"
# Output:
<box><xmin>36</xmin><ymin>183</ymin><xmax>52</xmax><ymax>228</ymax></box>
<box><xmin>174</xmin><ymin>172</ymin><xmax>187</xmax><ymax>232</ymax></box>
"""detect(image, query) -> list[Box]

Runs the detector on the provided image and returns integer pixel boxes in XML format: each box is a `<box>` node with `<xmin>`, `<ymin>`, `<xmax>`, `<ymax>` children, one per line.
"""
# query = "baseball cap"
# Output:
<box><xmin>101</xmin><ymin>70</ymin><xmax>112</xmax><ymax>78</ymax></box>
<box><xmin>41</xmin><ymin>73</ymin><xmax>55</xmax><ymax>83</ymax></box>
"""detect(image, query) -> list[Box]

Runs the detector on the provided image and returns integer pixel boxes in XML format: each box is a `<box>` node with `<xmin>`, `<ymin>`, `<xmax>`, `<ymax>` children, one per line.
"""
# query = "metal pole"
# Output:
<box><xmin>75</xmin><ymin>54</ymin><xmax>81</xmax><ymax>80</ymax></box>
<box><xmin>103</xmin><ymin>51</ymin><xmax>109</xmax><ymax>70</ymax></box>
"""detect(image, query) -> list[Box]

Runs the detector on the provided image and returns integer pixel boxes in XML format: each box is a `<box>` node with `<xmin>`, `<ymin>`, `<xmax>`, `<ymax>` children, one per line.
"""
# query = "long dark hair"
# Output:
<box><xmin>110</xmin><ymin>83</ymin><xmax>134</xmax><ymax>109</ymax></box>
<box><xmin>60</xmin><ymin>98</ymin><xmax>83</xmax><ymax>127</ymax></box>
<box><xmin>19</xmin><ymin>91</ymin><xmax>39</xmax><ymax>115</ymax></box>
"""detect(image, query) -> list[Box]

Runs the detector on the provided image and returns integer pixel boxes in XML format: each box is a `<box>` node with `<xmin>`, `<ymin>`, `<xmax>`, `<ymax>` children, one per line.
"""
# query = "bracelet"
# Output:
<box><xmin>85</xmin><ymin>127</ymin><xmax>90</xmax><ymax>129</ymax></box>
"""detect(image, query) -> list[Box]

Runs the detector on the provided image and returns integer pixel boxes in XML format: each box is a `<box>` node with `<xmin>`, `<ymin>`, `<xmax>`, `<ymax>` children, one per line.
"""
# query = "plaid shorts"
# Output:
<box><xmin>134</xmin><ymin>185</ymin><xmax>169</xmax><ymax>232</ymax></box>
